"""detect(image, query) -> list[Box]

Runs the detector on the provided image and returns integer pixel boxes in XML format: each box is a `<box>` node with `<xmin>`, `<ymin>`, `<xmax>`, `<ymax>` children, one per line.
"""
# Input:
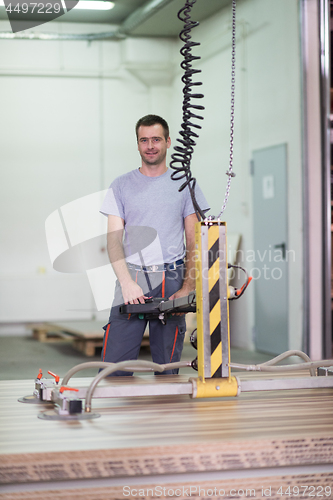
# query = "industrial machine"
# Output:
<box><xmin>19</xmin><ymin>218</ymin><xmax>333</xmax><ymax>421</ymax></box>
<box><xmin>18</xmin><ymin>0</ymin><xmax>333</xmax><ymax>420</ymax></box>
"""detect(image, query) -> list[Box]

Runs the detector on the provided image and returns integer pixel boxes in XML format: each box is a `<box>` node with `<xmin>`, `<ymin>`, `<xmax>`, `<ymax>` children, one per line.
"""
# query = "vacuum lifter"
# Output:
<box><xmin>19</xmin><ymin>220</ymin><xmax>333</xmax><ymax>420</ymax></box>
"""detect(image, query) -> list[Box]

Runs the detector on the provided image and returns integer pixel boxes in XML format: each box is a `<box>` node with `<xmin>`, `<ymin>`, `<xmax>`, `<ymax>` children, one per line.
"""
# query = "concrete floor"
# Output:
<box><xmin>0</xmin><ymin>334</ymin><xmax>284</xmax><ymax>381</ymax></box>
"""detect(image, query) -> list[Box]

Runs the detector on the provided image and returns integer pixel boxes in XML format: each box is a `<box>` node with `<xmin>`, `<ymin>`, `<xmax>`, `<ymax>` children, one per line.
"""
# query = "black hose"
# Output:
<box><xmin>170</xmin><ymin>0</ymin><xmax>206</xmax><ymax>221</ymax></box>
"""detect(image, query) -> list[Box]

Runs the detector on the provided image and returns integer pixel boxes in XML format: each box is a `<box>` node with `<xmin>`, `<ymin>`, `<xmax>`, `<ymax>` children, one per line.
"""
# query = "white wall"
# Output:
<box><xmin>0</xmin><ymin>0</ymin><xmax>304</xmax><ymax>352</ymax></box>
<box><xmin>170</xmin><ymin>0</ymin><xmax>303</xmax><ymax>350</ymax></box>
<box><xmin>0</xmin><ymin>21</ymin><xmax>175</xmax><ymax>328</ymax></box>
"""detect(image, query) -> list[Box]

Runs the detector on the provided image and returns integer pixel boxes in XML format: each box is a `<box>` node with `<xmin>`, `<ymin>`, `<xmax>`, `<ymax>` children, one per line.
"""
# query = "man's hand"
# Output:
<box><xmin>121</xmin><ymin>279</ymin><xmax>148</xmax><ymax>305</ymax></box>
<box><xmin>168</xmin><ymin>283</ymin><xmax>192</xmax><ymax>302</ymax></box>
<box><xmin>168</xmin><ymin>213</ymin><xmax>197</xmax><ymax>313</ymax></box>
<box><xmin>169</xmin><ymin>284</ymin><xmax>192</xmax><ymax>316</ymax></box>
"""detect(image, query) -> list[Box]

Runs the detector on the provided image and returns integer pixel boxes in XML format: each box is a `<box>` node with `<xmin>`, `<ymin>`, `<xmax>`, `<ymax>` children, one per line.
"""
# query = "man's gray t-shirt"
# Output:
<box><xmin>100</xmin><ymin>168</ymin><xmax>209</xmax><ymax>267</ymax></box>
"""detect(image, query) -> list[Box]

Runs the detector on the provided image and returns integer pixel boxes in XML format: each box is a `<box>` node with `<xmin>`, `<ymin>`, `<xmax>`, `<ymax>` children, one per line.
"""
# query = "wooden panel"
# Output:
<box><xmin>0</xmin><ymin>373</ymin><xmax>332</xmax><ymax>494</ymax></box>
<box><xmin>1</xmin><ymin>473</ymin><xmax>333</xmax><ymax>500</ymax></box>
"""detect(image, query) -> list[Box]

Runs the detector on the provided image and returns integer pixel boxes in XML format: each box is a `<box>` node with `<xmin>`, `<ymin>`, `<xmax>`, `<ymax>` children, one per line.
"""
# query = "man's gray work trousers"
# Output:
<box><xmin>101</xmin><ymin>264</ymin><xmax>187</xmax><ymax>376</ymax></box>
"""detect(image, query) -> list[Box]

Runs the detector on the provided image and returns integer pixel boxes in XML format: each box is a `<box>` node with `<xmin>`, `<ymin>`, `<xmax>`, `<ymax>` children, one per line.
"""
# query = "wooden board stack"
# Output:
<box><xmin>0</xmin><ymin>371</ymin><xmax>332</xmax><ymax>499</ymax></box>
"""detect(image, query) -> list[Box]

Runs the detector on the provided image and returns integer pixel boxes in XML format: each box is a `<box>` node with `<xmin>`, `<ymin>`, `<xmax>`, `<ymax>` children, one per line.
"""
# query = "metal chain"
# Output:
<box><xmin>218</xmin><ymin>0</ymin><xmax>236</xmax><ymax>219</ymax></box>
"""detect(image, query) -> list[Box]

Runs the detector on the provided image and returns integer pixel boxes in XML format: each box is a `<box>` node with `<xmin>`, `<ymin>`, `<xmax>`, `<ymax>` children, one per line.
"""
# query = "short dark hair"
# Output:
<box><xmin>135</xmin><ymin>114</ymin><xmax>169</xmax><ymax>141</ymax></box>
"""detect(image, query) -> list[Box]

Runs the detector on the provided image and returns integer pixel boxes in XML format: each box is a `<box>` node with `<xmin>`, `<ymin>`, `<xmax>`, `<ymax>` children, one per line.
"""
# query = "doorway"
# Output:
<box><xmin>252</xmin><ymin>144</ymin><xmax>289</xmax><ymax>354</ymax></box>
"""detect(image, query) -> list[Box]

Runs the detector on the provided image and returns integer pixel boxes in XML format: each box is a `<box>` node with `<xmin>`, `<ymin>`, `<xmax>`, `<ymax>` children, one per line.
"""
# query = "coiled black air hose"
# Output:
<box><xmin>170</xmin><ymin>0</ymin><xmax>206</xmax><ymax>221</ymax></box>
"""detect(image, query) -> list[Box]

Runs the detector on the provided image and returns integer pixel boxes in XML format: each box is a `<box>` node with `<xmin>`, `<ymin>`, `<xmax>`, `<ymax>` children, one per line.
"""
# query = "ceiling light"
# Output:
<box><xmin>73</xmin><ymin>1</ymin><xmax>115</xmax><ymax>10</ymax></box>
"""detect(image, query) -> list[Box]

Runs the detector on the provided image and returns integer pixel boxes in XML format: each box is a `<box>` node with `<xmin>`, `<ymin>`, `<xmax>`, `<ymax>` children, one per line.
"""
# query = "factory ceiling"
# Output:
<box><xmin>0</xmin><ymin>0</ymin><xmax>232</xmax><ymax>38</ymax></box>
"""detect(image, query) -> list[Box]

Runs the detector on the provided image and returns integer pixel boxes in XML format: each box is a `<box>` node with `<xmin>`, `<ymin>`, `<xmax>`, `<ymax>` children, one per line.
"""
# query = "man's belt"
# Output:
<box><xmin>127</xmin><ymin>258</ymin><xmax>184</xmax><ymax>273</ymax></box>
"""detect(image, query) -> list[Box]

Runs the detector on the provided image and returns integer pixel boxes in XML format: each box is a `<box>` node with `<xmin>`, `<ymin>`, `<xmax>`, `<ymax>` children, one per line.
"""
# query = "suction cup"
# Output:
<box><xmin>18</xmin><ymin>395</ymin><xmax>53</xmax><ymax>405</ymax></box>
<box><xmin>38</xmin><ymin>409</ymin><xmax>100</xmax><ymax>421</ymax></box>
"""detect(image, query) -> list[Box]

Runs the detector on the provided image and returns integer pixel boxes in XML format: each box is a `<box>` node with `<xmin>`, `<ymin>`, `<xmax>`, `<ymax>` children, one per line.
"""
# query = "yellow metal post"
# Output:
<box><xmin>195</xmin><ymin>221</ymin><xmax>231</xmax><ymax>380</ymax></box>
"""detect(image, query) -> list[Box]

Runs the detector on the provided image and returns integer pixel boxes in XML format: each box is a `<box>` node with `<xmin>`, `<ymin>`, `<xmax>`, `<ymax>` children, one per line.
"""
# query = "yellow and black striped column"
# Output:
<box><xmin>195</xmin><ymin>221</ymin><xmax>230</xmax><ymax>380</ymax></box>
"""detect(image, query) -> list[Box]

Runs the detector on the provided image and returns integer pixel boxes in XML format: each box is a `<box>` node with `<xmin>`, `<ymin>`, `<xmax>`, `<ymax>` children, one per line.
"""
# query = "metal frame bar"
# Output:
<box><xmin>219</xmin><ymin>223</ymin><xmax>231</xmax><ymax>378</ymax></box>
<box><xmin>201</xmin><ymin>225</ymin><xmax>212</xmax><ymax>378</ymax></box>
<box><xmin>75</xmin><ymin>382</ymin><xmax>194</xmax><ymax>399</ymax></box>
<box><xmin>240</xmin><ymin>376</ymin><xmax>333</xmax><ymax>392</ymax></box>
<box><xmin>319</xmin><ymin>0</ymin><xmax>332</xmax><ymax>358</ymax></box>
<box><xmin>300</xmin><ymin>0</ymin><xmax>311</xmax><ymax>355</ymax></box>
<box><xmin>58</xmin><ymin>377</ymin><xmax>333</xmax><ymax>401</ymax></box>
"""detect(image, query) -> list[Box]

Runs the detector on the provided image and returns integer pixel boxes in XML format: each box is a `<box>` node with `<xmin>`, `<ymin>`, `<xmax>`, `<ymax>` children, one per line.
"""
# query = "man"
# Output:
<box><xmin>100</xmin><ymin>114</ymin><xmax>209</xmax><ymax>375</ymax></box>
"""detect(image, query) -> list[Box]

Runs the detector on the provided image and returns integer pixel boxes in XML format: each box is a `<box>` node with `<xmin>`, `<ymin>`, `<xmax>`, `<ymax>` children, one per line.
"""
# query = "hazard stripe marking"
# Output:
<box><xmin>209</xmin><ymin>280</ymin><xmax>220</xmax><ymax>311</ymax></box>
<box><xmin>210</xmin><ymin>325</ymin><xmax>221</xmax><ymax>353</ymax></box>
<box><xmin>211</xmin><ymin>345</ymin><xmax>222</xmax><ymax>377</ymax></box>
<box><xmin>208</xmin><ymin>237</ymin><xmax>219</xmax><ymax>268</ymax></box>
<box><xmin>212</xmin><ymin>367</ymin><xmax>222</xmax><ymax>378</ymax></box>
<box><xmin>212</xmin><ymin>364</ymin><xmax>222</xmax><ymax>378</ymax></box>
<box><xmin>208</xmin><ymin>258</ymin><xmax>220</xmax><ymax>291</ymax></box>
<box><xmin>210</xmin><ymin>300</ymin><xmax>221</xmax><ymax>333</ymax></box>
<box><xmin>208</xmin><ymin>225</ymin><xmax>222</xmax><ymax>378</ymax></box>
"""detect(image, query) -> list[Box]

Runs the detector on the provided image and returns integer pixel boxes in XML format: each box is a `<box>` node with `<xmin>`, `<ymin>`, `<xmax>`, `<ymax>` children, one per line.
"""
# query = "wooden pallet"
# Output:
<box><xmin>31</xmin><ymin>321</ymin><xmax>106</xmax><ymax>356</ymax></box>
<box><xmin>31</xmin><ymin>324</ymin><xmax>73</xmax><ymax>343</ymax></box>
<box><xmin>31</xmin><ymin>321</ymin><xmax>150</xmax><ymax>356</ymax></box>
<box><xmin>30</xmin><ymin>310</ymin><xmax>196</xmax><ymax>357</ymax></box>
